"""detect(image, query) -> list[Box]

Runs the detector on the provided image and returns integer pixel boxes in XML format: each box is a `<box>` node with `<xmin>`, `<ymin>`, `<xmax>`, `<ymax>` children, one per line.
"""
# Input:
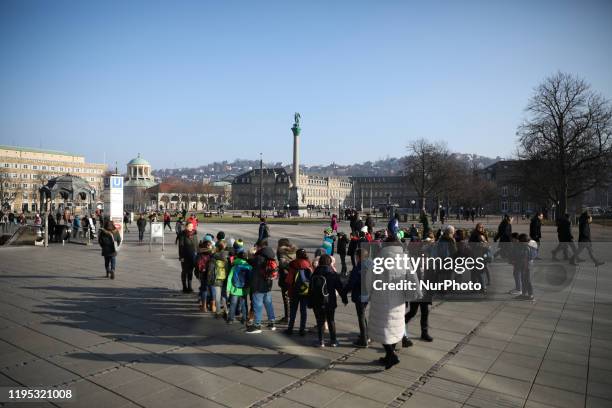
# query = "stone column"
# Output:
<box><xmin>292</xmin><ymin>123</ymin><xmax>300</xmax><ymax>187</ymax></box>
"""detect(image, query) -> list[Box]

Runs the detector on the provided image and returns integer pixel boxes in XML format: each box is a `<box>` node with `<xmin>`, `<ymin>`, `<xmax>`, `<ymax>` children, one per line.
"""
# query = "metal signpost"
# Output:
<box><xmin>149</xmin><ymin>221</ymin><xmax>164</xmax><ymax>252</ymax></box>
<box><xmin>104</xmin><ymin>175</ymin><xmax>124</xmax><ymax>241</ymax></box>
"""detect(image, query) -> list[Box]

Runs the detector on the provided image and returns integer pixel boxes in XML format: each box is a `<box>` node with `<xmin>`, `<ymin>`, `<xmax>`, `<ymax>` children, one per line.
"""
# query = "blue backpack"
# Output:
<box><xmin>232</xmin><ymin>263</ymin><xmax>251</xmax><ymax>289</ymax></box>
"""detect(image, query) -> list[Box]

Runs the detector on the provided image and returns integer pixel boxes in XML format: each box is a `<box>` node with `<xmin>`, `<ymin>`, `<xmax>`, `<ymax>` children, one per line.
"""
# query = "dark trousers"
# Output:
<box><xmin>405</xmin><ymin>302</ymin><xmax>429</xmax><ymax>332</ymax></box>
<box><xmin>552</xmin><ymin>241</ymin><xmax>577</xmax><ymax>259</ymax></box>
<box><xmin>181</xmin><ymin>262</ymin><xmax>194</xmax><ymax>289</ymax></box>
<box><xmin>521</xmin><ymin>266</ymin><xmax>533</xmax><ymax>296</ymax></box>
<box><xmin>288</xmin><ymin>296</ymin><xmax>308</xmax><ymax>332</ymax></box>
<box><xmin>574</xmin><ymin>242</ymin><xmax>599</xmax><ymax>263</ymax></box>
<box><xmin>138</xmin><ymin>229</ymin><xmax>145</xmax><ymax>241</ymax></box>
<box><xmin>339</xmin><ymin>254</ymin><xmax>347</xmax><ymax>275</ymax></box>
<box><xmin>280</xmin><ymin>286</ymin><xmax>290</xmax><ymax>319</ymax></box>
<box><xmin>355</xmin><ymin>302</ymin><xmax>368</xmax><ymax>342</ymax></box>
<box><xmin>313</xmin><ymin>307</ymin><xmax>336</xmax><ymax>343</ymax></box>
<box><xmin>164</xmin><ymin>221</ymin><xmax>172</xmax><ymax>231</ymax></box>
<box><xmin>104</xmin><ymin>256</ymin><xmax>116</xmax><ymax>272</ymax></box>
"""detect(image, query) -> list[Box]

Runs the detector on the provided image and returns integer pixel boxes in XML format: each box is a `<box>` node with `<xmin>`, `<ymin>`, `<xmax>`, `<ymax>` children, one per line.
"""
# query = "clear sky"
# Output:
<box><xmin>1</xmin><ymin>0</ymin><xmax>611</xmax><ymax>170</ymax></box>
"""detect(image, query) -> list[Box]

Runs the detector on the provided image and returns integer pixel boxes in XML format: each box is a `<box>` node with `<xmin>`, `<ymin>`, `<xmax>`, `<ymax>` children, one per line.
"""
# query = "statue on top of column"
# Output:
<box><xmin>294</xmin><ymin>112</ymin><xmax>301</xmax><ymax>127</ymax></box>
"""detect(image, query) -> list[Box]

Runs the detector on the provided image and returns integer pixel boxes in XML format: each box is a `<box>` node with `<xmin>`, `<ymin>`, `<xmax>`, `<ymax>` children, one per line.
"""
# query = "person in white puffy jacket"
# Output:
<box><xmin>364</xmin><ymin>234</ymin><xmax>421</xmax><ymax>369</ymax></box>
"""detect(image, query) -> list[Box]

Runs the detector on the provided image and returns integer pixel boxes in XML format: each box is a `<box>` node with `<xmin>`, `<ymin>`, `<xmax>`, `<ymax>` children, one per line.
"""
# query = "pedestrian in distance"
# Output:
<box><xmin>136</xmin><ymin>214</ymin><xmax>147</xmax><ymax>243</ymax></box>
<box><xmin>572</xmin><ymin>210</ymin><xmax>604</xmax><ymax>266</ymax></box>
<box><xmin>123</xmin><ymin>212</ymin><xmax>130</xmax><ymax>233</ymax></box>
<box><xmin>163</xmin><ymin>211</ymin><xmax>172</xmax><ymax>231</ymax></box>
<box><xmin>551</xmin><ymin>213</ymin><xmax>579</xmax><ymax>263</ymax></box>
<box><xmin>175</xmin><ymin>218</ymin><xmax>184</xmax><ymax>245</ymax></box>
<box><xmin>331</xmin><ymin>213</ymin><xmax>339</xmax><ymax>233</ymax></box>
<box><xmin>258</xmin><ymin>217</ymin><xmax>270</xmax><ymax>242</ymax></box>
<box><xmin>337</xmin><ymin>232</ymin><xmax>349</xmax><ymax>276</ymax></box>
<box><xmin>98</xmin><ymin>220</ymin><xmax>121</xmax><ymax>279</ymax></box>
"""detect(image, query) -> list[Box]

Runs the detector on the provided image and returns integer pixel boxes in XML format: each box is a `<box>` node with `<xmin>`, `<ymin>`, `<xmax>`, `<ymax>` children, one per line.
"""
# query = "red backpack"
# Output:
<box><xmin>263</xmin><ymin>259</ymin><xmax>279</xmax><ymax>280</ymax></box>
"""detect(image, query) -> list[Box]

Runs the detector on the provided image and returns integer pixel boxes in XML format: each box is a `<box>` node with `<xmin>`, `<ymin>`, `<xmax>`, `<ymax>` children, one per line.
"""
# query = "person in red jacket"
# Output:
<box><xmin>186</xmin><ymin>213</ymin><xmax>198</xmax><ymax>230</ymax></box>
<box><xmin>283</xmin><ymin>249</ymin><xmax>312</xmax><ymax>336</ymax></box>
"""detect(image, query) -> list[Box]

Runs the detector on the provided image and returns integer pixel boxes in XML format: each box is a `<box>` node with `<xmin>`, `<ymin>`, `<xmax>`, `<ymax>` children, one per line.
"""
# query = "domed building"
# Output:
<box><xmin>124</xmin><ymin>154</ymin><xmax>156</xmax><ymax>211</ymax></box>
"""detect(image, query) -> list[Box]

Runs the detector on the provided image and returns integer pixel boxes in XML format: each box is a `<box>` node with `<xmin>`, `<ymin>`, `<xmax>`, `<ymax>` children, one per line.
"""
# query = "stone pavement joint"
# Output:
<box><xmin>386</xmin><ymin>301</ymin><xmax>506</xmax><ymax>408</ymax></box>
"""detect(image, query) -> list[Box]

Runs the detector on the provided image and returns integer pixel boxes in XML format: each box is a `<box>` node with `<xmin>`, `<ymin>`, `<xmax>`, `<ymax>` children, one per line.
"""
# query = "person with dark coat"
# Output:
<box><xmin>258</xmin><ymin>218</ymin><xmax>270</xmax><ymax>242</ymax></box>
<box><xmin>308</xmin><ymin>254</ymin><xmax>345</xmax><ymax>347</ymax></box>
<box><xmin>98</xmin><ymin>220</ymin><xmax>121</xmax><ymax>279</ymax></box>
<box><xmin>347</xmin><ymin>232</ymin><xmax>359</xmax><ymax>268</ymax></box>
<box><xmin>177</xmin><ymin>221</ymin><xmax>198</xmax><ymax>293</ymax></box>
<box><xmin>337</xmin><ymin>232</ymin><xmax>349</xmax><ymax>275</ymax></box>
<box><xmin>276</xmin><ymin>238</ymin><xmax>297</xmax><ymax>324</ymax></box>
<box><xmin>136</xmin><ymin>214</ymin><xmax>147</xmax><ymax>243</ymax></box>
<box><xmin>365</xmin><ymin>214</ymin><xmax>375</xmax><ymax>234</ymax></box>
<box><xmin>246</xmin><ymin>240</ymin><xmax>277</xmax><ymax>333</ymax></box>
<box><xmin>47</xmin><ymin>213</ymin><xmax>57</xmax><ymax>242</ymax></box>
<box><xmin>529</xmin><ymin>213</ymin><xmax>543</xmax><ymax>245</ymax></box>
<box><xmin>551</xmin><ymin>214</ymin><xmax>578</xmax><ymax>262</ymax></box>
<box><xmin>494</xmin><ymin>214</ymin><xmax>512</xmax><ymax>259</ymax></box>
<box><xmin>342</xmin><ymin>248</ymin><xmax>368</xmax><ymax>347</ymax></box>
<box><xmin>571</xmin><ymin>211</ymin><xmax>604</xmax><ymax>266</ymax></box>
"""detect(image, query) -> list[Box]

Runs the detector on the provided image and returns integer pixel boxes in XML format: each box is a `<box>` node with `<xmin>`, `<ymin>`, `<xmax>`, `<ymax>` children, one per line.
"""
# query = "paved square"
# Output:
<box><xmin>0</xmin><ymin>221</ymin><xmax>611</xmax><ymax>407</ymax></box>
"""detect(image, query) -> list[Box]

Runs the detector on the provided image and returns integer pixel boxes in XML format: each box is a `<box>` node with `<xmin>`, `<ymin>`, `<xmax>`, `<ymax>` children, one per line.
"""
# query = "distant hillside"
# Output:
<box><xmin>152</xmin><ymin>154</ymin><xmax>500</xmax><ymax>182</ymax></box>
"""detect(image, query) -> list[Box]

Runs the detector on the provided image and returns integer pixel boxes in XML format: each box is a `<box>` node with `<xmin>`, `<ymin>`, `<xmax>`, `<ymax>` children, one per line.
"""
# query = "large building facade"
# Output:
<box><xmin>481</xmin><ymin>160</ymin><xmax>543</xmax><ymax>215</ymax></box>
<box><xmin>349</xmin><ymin>176</ymin><xmax>417</xmax><ymax>210</ymax></box>
<box><xmin>0</xmin><ymin>145</ymin><xmax>106</xmax><ymax>213</ymax></box>
<box><xmin>147</xmin><ymin>180</ymin><xmax>230</xmax><ymax>212</ymax></box>
<box><xmin>231</xmin><ymin>168</ymin><xmax>352</xmax><ymax>210</ymax></box>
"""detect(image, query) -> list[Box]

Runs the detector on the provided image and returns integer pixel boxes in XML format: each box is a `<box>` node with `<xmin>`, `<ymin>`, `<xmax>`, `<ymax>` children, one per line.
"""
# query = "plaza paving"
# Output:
<box><xmin>0</xmin><ymin>221</ymin><xmax>611</xmax><ymax>408</ymax></box>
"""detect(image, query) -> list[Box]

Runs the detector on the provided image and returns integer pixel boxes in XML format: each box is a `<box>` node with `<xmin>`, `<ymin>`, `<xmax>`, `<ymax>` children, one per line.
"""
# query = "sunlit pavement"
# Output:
<box><xmin>0</xmin><ymin>222</ymin><xmax>610</xmax><ymax>407</ymax></box>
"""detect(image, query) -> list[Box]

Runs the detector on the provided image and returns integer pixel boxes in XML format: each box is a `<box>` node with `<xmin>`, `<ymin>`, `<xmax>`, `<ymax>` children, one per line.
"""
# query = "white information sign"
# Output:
<box><xmin>149</xmin><ymin>221</ymin><xmax>165</xmax><ymax>252</ymax></box>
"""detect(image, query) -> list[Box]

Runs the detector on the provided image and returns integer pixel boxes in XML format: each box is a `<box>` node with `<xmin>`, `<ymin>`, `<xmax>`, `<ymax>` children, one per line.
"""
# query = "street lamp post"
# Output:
<box><xmin>411</xmin><ymin>199</ymin><xmax>416</xmax><ymax>220</ymax></box>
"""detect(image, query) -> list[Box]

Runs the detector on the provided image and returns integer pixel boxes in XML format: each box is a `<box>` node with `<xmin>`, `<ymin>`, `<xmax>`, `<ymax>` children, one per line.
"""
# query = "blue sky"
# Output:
<box><xmin>1</xmin><ymin>0</ymin><xmax>611</xmax><ymax>169</ymax></box>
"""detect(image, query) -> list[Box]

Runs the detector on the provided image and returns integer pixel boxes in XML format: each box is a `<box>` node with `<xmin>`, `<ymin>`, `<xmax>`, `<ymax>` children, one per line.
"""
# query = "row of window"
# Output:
<box><xmin>2</xmin><ymin>173</ymin><xmax>99</xmax><ymax>183</ymax></box>
<box><xmin>500</xmin><ymin>185</ymin><xmax>521</xmax><ymax>197</ymax></box>
<box><xmin>1</xmin><ymin>162</ymin><xmax>104</xmax><ymax>173</ymax></box>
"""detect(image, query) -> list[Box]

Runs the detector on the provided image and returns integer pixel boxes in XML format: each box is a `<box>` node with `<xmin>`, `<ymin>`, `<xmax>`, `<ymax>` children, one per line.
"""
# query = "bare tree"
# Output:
<box><xmin>0</xmin><ymin>170</ymin><xmax>23</xmax><ymax>211</ymax></box>
<box><xmin>405</xmin><ymin>139</ymin><xmax>450</xmax><ymax>211</ymax></box>
<box><xmin>517</xmin><ymin>72</ymin><xmax>612</xmax><ymax>215</ymax></box>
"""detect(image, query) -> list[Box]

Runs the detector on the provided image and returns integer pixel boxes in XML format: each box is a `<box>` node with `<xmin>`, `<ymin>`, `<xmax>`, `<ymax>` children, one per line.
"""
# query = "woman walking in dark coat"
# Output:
<box><xmin>98</xmin><ymin>220</ymin><xmax>121</xmax><ymax>279</ymax></box>
<box><xmin>177</xmin><ymin>221</ymin><xmax>198</xmax><ymax>293</ymax></box>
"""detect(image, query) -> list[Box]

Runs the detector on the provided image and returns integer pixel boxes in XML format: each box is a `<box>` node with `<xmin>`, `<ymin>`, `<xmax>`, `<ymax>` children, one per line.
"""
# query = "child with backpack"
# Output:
<box><xmin>226</xmin><ymin>247</ymin><xmax>252</xmax><ymax>324</ymax></box>
<box><xmin>321</xmin><ymin>227</ymin><xmax>336</xmax><ymax>256</ymax></box>
<box><xmin>209</xmin><ymin>241</ymin><xmax>230</xmax><ymax>318</ymax></box>
<box><xmin>308</xmin><ymin>254</ymin><xmax>344</xmax><ymax>347</ymax></box>
<box><xmin>284</xmin><ymin>249</ymin><xmax>312</xmax><ymax>336</ymax></box>
<box><xmin>195</xmin><ymin>240</ymin><xmax>214</xmax><ymax>312</ymax></box>
<box><xmin>516</xmin><ymin>233</ymin><xmax>538</xmax><ymax>301</ymax></box>
<box><xmin>246</xmin><ymin>240</ymin><xmax>279</xmax><ymax>333</ymax></box>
